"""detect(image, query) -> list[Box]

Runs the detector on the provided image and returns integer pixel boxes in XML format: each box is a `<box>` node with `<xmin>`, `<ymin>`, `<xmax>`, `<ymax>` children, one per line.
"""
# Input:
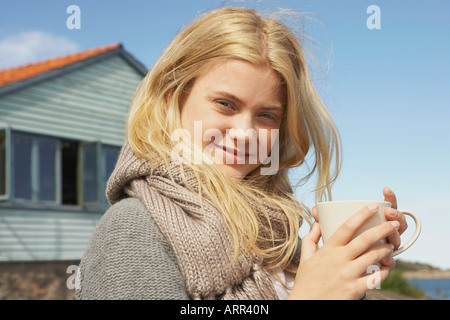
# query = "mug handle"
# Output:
<box><xmin>391</xmin><ymin>210</ymin><xmax>422</xmax><ymax>257</ymax></box>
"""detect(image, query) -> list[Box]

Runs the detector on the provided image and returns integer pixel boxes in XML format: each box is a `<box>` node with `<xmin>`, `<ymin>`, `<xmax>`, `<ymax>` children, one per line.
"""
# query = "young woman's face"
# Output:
<box><xmin>180</xmin><ymin>59</ymin><xmax>284</xmax><ymax>179</ymax></box>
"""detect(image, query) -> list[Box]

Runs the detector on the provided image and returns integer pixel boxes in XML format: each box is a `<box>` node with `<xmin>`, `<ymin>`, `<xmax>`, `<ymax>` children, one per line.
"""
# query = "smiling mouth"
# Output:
<box><xmin>212</xmin><ymin>143</ymin><xmax>253</xmax><ymax>157</ymax></box>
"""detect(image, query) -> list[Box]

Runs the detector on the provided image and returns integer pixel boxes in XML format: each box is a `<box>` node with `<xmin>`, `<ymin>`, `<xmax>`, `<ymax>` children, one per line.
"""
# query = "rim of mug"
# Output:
<box><xmin>316</xmin><ymin>200</ymin><xmax>392</xmax><ymax>206</ymax></box>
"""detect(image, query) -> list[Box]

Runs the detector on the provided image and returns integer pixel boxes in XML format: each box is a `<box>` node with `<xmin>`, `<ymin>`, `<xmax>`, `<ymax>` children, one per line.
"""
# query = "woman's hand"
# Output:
<box><xmin>288</xmin><ymin>205</ymin><xmax>398</xmax><ymax>300</ymax></box>
<box><xmin>381</xmin><ymin>187</ymin><xmax>408</xmax><ymax>270</ymax></box>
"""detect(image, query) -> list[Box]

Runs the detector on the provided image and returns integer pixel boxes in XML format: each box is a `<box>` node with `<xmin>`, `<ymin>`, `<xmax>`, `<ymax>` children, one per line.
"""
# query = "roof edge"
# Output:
<box><xmin>0</xmin><ymin>44</ymin><xmax>148</xmax><ymax>97</ymax></box>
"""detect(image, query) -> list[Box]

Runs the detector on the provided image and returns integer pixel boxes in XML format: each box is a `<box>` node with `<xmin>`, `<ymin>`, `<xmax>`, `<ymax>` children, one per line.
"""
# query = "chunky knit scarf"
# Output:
<box><xmin>106</xmin><ymin>142</ymin><xmax>300</xmax><ymax>300</ymax></box>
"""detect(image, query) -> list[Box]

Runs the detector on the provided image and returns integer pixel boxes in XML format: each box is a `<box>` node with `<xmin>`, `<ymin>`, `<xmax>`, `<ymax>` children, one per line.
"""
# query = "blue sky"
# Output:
<box><xmin>1</xmin><ymin>0</ymin><xmax>449</xmax><ymax>269</ymax></box>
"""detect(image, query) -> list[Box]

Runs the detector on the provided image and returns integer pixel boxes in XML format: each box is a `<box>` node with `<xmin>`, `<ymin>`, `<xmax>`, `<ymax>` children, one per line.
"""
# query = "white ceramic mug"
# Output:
<box><xmin>316</xmin><ymin>200</ymin><xmax>421</xmax><ymax>257</ymax></box>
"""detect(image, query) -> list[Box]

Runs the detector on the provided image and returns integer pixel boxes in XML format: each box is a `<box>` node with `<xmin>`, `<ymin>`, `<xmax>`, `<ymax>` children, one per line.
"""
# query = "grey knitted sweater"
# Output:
<box><xmin>75</xmin><ymin>197</ymin><xmax>189</xmax><ymax>299</ymax></box>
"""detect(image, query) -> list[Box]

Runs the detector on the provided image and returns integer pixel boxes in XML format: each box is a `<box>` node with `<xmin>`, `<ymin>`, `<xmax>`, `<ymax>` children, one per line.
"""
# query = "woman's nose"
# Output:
<box><xmin>227</xmin><ymin>116</ymin><xmax>257</xmax><ymax>145</ymax></box>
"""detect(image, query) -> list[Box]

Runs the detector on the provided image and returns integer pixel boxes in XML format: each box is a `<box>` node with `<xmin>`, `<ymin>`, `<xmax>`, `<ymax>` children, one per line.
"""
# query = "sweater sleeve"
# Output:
<box><xmin>75</xmin><ymin>197</ymin><xmax>189</xmax><ymax>300</ymax></box>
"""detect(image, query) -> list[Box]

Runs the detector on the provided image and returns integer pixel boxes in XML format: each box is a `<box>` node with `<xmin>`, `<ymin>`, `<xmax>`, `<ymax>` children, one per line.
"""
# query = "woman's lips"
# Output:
<box><xmin>212</xmin><ymin>142</ymin><xmax>253</xmax><ymax>162</ymax></box>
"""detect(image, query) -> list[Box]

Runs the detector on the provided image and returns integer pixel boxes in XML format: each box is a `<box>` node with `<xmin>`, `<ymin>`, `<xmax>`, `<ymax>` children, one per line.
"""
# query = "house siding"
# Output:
<box><xmin>0</xmin><ymin>54</ymin><xmax>143</xmax><ymax>146</ymax></box>
<box><xmin>0</xmin><ymin>206</ymin><xmax>101</xmax><ymax>261</ymax></box>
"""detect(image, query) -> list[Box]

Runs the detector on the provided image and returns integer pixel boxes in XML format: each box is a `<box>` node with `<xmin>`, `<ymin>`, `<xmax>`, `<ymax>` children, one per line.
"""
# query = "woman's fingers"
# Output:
<box><xmin>358</xmin><ymin>265</ymin><xmax>390</xmax><ymax>291</ymax></box>
<box><xmin>346</xmin><ymin>220</ymin><xmax>400</xmax><ymax>260</ymax></box>
<box><xmin>383</xmin><ymin>187</ymin><xmax>408</xmax><ymax>250</ymax></box>
<box><xmin>384</xmin><ymin>207</ymin><xmax>403</xmax><ymax>249</ymax></box>
<box><xmin>380</xmin><ymin>255</ymin><xmax>396</xmax><ymax>270</ymax></box>
<box><xmin>326</xmin><ymin>205</ymin><xmax>379</xmax><ymax>247</ymax></box>
<box><xmin>300</xmin><ymin>222</ymin><xmax>321</xmax><ymax>261</ymax></box>
<box><xmin>353</xmin><ymin>242</ymin><xmax>394</xmax><ymax>275</ymax></box>
<box><xmin>312</xmin><ymin>206</ymin><xmax>319</xmax><ymax>222</ymax></box>
<box><xmin>383</xmin><ymin>187</ymin><xmax>397</xmax><ymax>209</ymax></box>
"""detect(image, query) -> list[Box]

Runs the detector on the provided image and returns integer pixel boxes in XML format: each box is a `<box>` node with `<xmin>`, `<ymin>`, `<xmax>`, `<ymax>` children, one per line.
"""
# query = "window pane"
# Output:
<box><xmin>38</xmin><ymin>138</ymin><xmax>56</xmax><ymax>201</ymax></box>
<box><xmin>82</xmin><ymin>143</ymin><xmax>98</xmax><ymax>203</ymax></box>
<box><xmin>13</xmin><ymin>133</ymin><xmax>32</xmax><ymax>200</ymax></box>
<box><xmin>103</xmin><ymin>146</ymin><xmax>120</xmax><ymax>204</ymax></box>
<box><xmin>0</xmin><ymin>130</ymin><xmax>5</xmax><ymax>196</ymax></box>
<box><xmin>61</xmin><ymin>140</ymin><xmax>78</xmax><ymax>205</ymax></box>
<box><xmin>104</xmin><ymin>146</ymin><xmax>120</xmax><ymax>183</ymax></box>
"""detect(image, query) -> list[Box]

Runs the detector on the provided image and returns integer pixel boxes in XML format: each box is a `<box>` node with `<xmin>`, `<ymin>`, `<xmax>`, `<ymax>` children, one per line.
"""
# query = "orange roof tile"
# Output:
<box><xmin>0</xmin><ymin>43</ymin><xmax>122</xmax><ymax>87</ymax></box>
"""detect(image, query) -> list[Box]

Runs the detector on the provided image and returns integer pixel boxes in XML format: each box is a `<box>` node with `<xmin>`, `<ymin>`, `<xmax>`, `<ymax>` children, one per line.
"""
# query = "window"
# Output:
<box><xmin>80</xmin><ymin>142</ymin><xmax>100</xmax><ymax>204</ymax></box>
<box><xmin>103</xmin><ymin>146</ymin><xmax>120</xmax><ymax>181</ymax></box>
<box><xmin>0</xmin><ymin>128</ymin><xmax>7</xmax><ymax>198</ymax></box>
<box><xmin>12</xmin><ymin>132</ymin><xmax>59</xmax><ymax>202</ymax></box>
<box><xmin>13</xmin><ymin>133</ymin><xmax>32</xmax><ymax>200</ymax></box>
<box><xmin>102</xmin><ymin>145</ymin><xmax>120</xmax><ymax>204</ymax></box>
<box><xmin>38</xmin><ymin>137</ymin><xmax>57</xmax><ymax>201</ymax></box>
<box><xmin>61</xmin><ymin>140</ymin><xmax>79</xmax><ymax>205</ymax></box>
<box><xmin>79</xmin><ymin>142</ymin><xmax>120</xmax><ymax>205</ymax></box>
<box><xmin>2</xmin><ymin>130</ymin><xmax>121</xmax><ymax>208</ymax></box>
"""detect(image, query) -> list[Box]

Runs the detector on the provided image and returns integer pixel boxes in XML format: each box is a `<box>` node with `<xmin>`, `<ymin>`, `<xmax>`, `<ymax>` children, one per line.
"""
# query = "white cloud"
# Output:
<box><xmin>0</xmin><ymin>31</ymin><xmax>79</xmax><ymax>69</ymax></box>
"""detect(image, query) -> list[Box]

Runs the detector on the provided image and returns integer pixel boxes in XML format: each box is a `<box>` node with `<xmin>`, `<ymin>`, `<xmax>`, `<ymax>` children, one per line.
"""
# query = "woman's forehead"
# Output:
<box><xmin>194</xmin><ymin>59</ymin><xmax>285</xmax><ymax>106</ymax></box>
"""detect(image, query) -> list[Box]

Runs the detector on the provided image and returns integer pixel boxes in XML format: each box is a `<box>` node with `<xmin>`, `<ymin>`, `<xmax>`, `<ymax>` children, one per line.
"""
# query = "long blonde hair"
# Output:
<box><xmin>127</xmin><ymin>7</ymin><xmax>341</xmax><ymax>272</ymax></box>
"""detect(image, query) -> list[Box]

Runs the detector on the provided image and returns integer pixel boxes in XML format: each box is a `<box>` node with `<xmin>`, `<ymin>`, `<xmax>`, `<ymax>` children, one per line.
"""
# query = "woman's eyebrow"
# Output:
<box><xmin>212</xmin><ymin>90</ymin><xmax>283</xmax><ymax>112</ymax></box>
<box><xmin>260</xmin><ymin>105</ymin><xmax>283</xmax><ymax>112</ymax></box>
<box><xmin>212</xmin><ymin>90</ymin><xmax>244</xmax><ymax>104</ymax></box>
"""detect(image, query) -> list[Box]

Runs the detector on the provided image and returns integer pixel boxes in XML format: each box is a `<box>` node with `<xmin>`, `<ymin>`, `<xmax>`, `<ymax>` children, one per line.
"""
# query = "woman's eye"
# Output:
<box><xmin>260</xmin><ymin>113</ymin><xmax>278</xmax><ymax>121</ymax></box>
<box><xmin>216</xmin><ymin>101</ymin><xmax>234</xmax><ymax>109</ymax></box>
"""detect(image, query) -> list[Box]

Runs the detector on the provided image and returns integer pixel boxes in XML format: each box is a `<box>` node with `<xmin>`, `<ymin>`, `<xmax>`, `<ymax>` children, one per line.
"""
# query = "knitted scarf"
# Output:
<box><xmin>106</xmin><ymin>142</ymin><xmax>300</xmax><ymax>300</ymax></box>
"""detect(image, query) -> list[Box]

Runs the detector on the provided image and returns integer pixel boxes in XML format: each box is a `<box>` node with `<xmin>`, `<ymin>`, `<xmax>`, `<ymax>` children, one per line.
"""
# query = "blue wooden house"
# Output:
<box><xmin>0</xmin><ymin>43</ymin><xmax>147</xmax><ymax>262</ymax></box>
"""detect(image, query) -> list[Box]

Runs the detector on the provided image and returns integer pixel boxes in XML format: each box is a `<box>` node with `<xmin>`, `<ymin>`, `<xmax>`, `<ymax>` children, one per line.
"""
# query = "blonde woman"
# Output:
<box><xmin>76</xmin><ymin>7</ymin><xmax>407</xmax><ymax>300</ymax></box>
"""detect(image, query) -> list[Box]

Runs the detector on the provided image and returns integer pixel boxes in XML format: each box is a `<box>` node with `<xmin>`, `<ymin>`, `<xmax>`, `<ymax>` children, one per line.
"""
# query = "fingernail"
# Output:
<box><xmin>389</xmin><ymin>208</ymin><xmax>397</xmax><ymax>217</ymax></box>
<box><xmin>368</xmin><ymin>204</ymin><xmax>378</xmax><ymax>211</ymax></box>
<box><xmin>391</xmin><ymin>221</ymin><xmax>400</xmax><ymax>230</ymax></box>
